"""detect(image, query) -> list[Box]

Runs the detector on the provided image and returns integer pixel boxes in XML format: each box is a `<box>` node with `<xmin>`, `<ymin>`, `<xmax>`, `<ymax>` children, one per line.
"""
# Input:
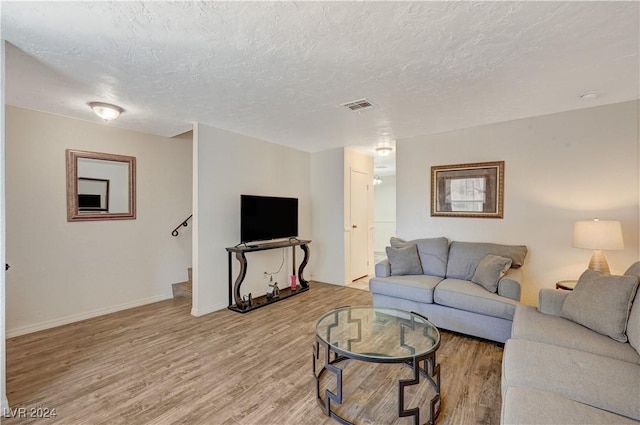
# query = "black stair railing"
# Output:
<box><xmin>171</xmin><ymin>214</ymin><xmax>193</xmax><ymax>237</ymax></box>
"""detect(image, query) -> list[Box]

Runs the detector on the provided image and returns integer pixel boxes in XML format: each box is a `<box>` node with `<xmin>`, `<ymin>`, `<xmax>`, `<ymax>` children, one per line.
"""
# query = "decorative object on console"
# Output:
<box><xmin>267</xmin><ymin>279</ymin><xmax>280</xmax><ymax>300</ymax></box>
<box><xmin>572</xmin><ymin>219</ymin><xmax>624</xmax><ymax>274</ymax></box>
<box><xmin>431</xmin><ymin>161</ymin><xmax>504</xmax><ymax>218</ymax></box>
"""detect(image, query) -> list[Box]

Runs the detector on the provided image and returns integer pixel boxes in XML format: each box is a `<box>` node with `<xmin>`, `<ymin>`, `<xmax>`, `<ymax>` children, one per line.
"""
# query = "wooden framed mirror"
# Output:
<box><xmin>66</xmin><ymin>149</ymin><xmax>136</xmax><ymax>221</ymax></box>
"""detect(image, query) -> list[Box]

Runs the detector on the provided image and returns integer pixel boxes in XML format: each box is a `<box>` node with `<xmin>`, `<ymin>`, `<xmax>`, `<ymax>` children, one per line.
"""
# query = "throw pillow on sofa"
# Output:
<box><xmin>560</xmin><ymin>269</ymin><xmax>639</xmax><ymax>342</ymax></box>
<box><xmin>390</xmin><ymin>236</ymin><xmax>449</xmax><ymax>277</ymax></box>
<box><xmin>386</xmin><ymin>245</ymin><xmax>423</xmax><ymax>276</ymax></box>
<box><xmin>471</xmin><ymin>254</ymin><xmax>512</xmax><ymax>293</ymax></box>
<box><xmin>445</xmin><ymin>241</ymin><xmax>528</xmax><ymax>281</ymax></box>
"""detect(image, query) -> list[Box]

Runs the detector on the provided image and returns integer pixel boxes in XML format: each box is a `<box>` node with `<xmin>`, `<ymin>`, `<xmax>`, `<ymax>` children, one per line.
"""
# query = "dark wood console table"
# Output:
<box><xmin>226</xmin><ymin>239</ymin><xmax>311</xmax><ymax>313</ymax></box>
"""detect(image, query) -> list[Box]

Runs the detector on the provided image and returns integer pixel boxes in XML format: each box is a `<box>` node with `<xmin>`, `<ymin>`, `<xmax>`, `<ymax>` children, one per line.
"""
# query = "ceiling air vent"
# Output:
<box><xmin>341</xmin><ymin>98</ymin><xmax>374</xmax><ymax>112</ymax></box>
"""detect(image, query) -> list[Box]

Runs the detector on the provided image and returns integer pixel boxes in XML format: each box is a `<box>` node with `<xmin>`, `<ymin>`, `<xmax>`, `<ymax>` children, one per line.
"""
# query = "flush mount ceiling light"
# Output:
<box><xmin>579</xmin><ymin>91</ymin><xmax>599</xmax><ymax>100</ymax></box>
<box><xmin>376</xmin><ymin>146</ymin><xmax>393</xmax><ymax>157</ymax></box>
<box><xmin>88</xmin><ymin>102</ymin><xmax>124</xmax><ymax>121</ymax></box>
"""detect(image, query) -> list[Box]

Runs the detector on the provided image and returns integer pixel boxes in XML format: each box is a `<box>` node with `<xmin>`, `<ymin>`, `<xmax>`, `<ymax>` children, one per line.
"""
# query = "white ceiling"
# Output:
<box><xmin>3</xmin><ymin>1</ymin><xmax>639</xmax><ymax>167</ymax></box>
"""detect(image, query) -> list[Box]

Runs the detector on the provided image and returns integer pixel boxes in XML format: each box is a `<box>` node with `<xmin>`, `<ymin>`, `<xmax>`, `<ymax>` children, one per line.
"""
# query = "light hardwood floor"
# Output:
<box><xmin>4</xmin><ymin>282</ymin><xmax>503</xmax><ymax>425</ymax></box>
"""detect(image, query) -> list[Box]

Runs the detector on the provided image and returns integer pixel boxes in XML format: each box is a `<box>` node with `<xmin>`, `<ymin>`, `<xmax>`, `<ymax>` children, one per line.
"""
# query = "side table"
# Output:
<box><xmin>556</xmin><ymin>280</ymin><xmax>578</xmax><ymax>291</ymax></box>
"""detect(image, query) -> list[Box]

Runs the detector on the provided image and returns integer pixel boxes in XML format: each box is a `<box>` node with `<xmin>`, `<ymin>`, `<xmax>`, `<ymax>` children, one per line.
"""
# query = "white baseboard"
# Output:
<box><xmin>6</xmin><ymin>293</ymin><xmax>173</xmax><ymax>338</ymax></box>
<box><xmin>1</xmin><ymin>395</ymin><xmax>9</xmax><ymax>414</ymax></box>
<box><xmin>191</xmin><ymin>302</ymin><xmax>226</xmax><ymax>317</ymax></box>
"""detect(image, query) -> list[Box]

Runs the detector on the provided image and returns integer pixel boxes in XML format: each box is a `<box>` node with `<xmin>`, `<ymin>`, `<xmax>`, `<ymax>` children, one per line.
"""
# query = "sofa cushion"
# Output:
<box><xmin>624</xmin><ymin>261</ymin><xmax>640</xmax><ymax>355</ymax></box>
<box><xmin>446</xmin><ymin>241</ymin><xmax>527</xmax><ymax>281</ymax></box>
<box><xmin>471</xmin><ymin>254</ymin><xmax>512</xmax><ymax>293</ymax></box>
<box><xmin>369</xmin><ymin>275</ymin><xmax>443</xmax><ymax>304</ymax></box>
<box><xmin>386</xmin><ymin>245</ymin><xmax>423</xmax><ymax>276</ymax></box>
<box><xmin>390</xmin><ymin>237</ymin><xmax>449</xmax><ymax>277</ymax></box>
<box><xmin>433</xmin><ymin>278</ymin><xmax>518</xmax><ymax>320</ymax></box>
<box><xmin>501</xmin><ymin>386</ymin><xmax>639</xmax><ymax>425</ymax></box>
<box><xmin>561</xmin><ymin>269</ymin><xmax>639</xmax><ymax>342</ymax></box>
<box><xmin>512</xmin><ymin>305</ymin><xmax>640</xmax><ymax>365</ymax></box>
<box><xmin>502</xmin><ymin>339</ymin><xmax>640</xmax><ymax>421</ymax></box>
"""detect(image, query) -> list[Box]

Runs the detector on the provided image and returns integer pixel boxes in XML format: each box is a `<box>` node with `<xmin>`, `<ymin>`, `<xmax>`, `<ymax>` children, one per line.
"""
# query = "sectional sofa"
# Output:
<box><xmin>369</xmin><ymin>237</ymin><xmax>528</xmax><ymax>343</ymax></box>
<box><xmin>501</xmin><ymin>263</ymin><xmax>640</xmax><ymax>424</ymax></box>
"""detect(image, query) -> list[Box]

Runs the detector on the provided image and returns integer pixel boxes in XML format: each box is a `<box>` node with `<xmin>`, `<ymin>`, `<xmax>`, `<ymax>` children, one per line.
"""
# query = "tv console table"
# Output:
<box><xmin>226</xmin><ymin>239</ymin><xmax>311</xmax><ymax>313</ymax></box>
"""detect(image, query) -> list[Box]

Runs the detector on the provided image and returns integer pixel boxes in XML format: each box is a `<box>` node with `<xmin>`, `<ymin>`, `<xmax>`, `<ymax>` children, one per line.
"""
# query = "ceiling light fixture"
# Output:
<box><xmin>373</xmin><ymin>175</ymin><xmax>382</xmax><ymax>185</ymax></box>
<box><xmin>89</xmin><ymin>102</ymin><xmax>124</xmax><ymax>121</ymax></box>
<box><xmin>376</xmin><ymin>146</ymin><xmax>393</xmax><ymax>157</ymax></box>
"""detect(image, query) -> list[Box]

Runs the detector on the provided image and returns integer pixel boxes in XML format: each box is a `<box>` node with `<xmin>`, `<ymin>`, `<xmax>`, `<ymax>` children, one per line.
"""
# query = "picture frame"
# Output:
<box><xmin>431</xmin><ymin>161</ymin><xmax>504</xmax><ymax>218</ymax></box>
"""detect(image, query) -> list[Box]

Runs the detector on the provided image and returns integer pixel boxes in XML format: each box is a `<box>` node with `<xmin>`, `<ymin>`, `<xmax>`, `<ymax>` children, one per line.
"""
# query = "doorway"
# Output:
<box><xmin>350</xmin><ymin>169</ymin><xmax>369</xmax><ymax>281</ymax></box>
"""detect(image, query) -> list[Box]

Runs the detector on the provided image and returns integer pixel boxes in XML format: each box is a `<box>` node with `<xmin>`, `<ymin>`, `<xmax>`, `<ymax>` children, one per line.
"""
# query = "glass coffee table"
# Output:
<box><xmin>313</xmin><ymin>306</ymin><xmax>441</xmax><ymax>425</ymax></box>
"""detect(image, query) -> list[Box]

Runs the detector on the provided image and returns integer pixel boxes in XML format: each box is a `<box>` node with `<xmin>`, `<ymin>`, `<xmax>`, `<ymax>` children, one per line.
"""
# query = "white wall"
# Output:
<box><xmin>309</xmin><ymin>148</ymin><xmax>374</xmax><ymax>285</ymax></box>
<box><xmin>310</xmin><ymin>148</ymin><xmax>345</xmax><ymax>285</ymax></box>
<box><xmin>397</xmin><ymin>101</ymin><xmax>639</xmax><ymax>305</ymax></box>
<box><xmin>374</xmin><ymin>175</ymin><xmax>396</xmax><ymax>252</ymax></box>
<box><xmin>5</xmin><ymin>106</ymin><xmax>193</xmax><ymax>336</ymax></box>
<box><xmin>192</xmin><ymin>123</ymin><xmax>311</xmax><ymax>316</ymax></box>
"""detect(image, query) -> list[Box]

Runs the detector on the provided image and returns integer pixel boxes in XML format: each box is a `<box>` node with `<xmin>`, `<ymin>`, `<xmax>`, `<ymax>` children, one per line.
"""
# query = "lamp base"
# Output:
<box><xmin>588</xmin><ymin>250</ymin><xmax>610</xmax><ymax>275</ymax></box>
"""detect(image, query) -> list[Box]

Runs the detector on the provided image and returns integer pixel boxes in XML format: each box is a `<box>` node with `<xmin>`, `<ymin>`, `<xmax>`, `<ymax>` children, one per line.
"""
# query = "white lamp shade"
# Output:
<box><xmin>572</xmin><ymin>220</ymin><xmax>624</xmax><ymax>250</ymax></box>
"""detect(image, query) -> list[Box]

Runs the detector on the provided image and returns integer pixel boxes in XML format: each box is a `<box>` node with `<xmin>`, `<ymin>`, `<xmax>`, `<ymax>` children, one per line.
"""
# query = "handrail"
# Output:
<box><xmin>171</xmin><ymin>214</ymin><xmax>193</xmax><ymax>237</ymax></box>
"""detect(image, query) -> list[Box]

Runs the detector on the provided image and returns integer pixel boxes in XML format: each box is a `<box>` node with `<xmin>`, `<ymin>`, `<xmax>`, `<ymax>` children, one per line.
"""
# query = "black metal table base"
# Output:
<box><xmin>313</xmin><ymin>341</ymin><xmax>441</xmax><ymax>425</ymax></box>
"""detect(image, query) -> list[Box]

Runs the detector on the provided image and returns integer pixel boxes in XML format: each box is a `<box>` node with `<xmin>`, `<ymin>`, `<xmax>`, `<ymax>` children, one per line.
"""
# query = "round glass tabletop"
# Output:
<box><xmin>315</xmin><ymin>306</ymin><xmax>440</xmax><ymax>362</ymax></box>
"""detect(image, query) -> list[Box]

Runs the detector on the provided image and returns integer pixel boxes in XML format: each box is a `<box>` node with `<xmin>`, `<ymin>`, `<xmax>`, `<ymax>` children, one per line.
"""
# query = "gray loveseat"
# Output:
<box><xmin>369</xmin><ymin>237</ymin><xmax>528</xmax><ymax>343</ymax></box>
<box><xmin>501</xmin><ymin>263</ymin><xmax>640</xmax><ymax>424</ymax></box>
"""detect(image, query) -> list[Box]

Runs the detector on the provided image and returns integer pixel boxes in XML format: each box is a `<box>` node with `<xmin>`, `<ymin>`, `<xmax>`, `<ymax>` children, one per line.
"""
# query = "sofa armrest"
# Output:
<box><xmin>498</xmin><ymin>268</ymin><xmax>522</xmax><ymax>301</ymax></box>
<box><xmin>375</xmin><ymin>259</ymin><xmax>391</xmax><ymax>277</ymax></box>
<box><xmin>538</xmin><ymin>288</ymin><xmax>570</xmax><ymax>316</ymax></box>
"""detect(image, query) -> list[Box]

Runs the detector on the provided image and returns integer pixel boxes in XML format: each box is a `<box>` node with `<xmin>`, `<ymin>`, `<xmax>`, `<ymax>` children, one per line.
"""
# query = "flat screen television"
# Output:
<box><xmin>78</xmin><ymin>194</ymin><xmax>102</xmax><ymax>210</ymax></box>
<box><xmin>241</xmin><ymin>195</ymin><xmax>298</xmax><ymax>243</ymax></box>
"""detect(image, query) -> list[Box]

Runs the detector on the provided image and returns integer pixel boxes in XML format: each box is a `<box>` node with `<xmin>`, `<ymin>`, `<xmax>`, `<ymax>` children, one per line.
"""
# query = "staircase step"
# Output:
<box><xmin>172</xmin><ymin>281</ymin><xmax>192</xmax><ymax>299</ymax></box>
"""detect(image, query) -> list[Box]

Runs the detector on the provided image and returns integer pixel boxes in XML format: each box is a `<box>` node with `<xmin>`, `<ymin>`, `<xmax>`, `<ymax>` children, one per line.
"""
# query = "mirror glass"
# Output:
<box><xmin>66</xmin><ymin>150</ymin><xmax>136</xmax><ymax>221</ymax></box>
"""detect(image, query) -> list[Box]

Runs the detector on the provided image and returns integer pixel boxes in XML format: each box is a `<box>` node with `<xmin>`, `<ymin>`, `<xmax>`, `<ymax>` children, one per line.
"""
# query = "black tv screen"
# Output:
<box><xmin>241</xmin><ymin>195</ymin><xmax>298</xmax><ymax>243</ymax></box>
<box><xmin>78</xmin><ymin>194</ymin><xmax>101</xmax><ymax>209</ymax></box>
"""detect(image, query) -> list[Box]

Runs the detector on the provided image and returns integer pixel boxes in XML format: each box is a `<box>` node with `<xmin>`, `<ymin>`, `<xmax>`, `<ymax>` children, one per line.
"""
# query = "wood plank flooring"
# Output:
<box><xmin>4</xmin><ymin>282</ymin><xmax>503</xmax><ymax>425</ymax></box>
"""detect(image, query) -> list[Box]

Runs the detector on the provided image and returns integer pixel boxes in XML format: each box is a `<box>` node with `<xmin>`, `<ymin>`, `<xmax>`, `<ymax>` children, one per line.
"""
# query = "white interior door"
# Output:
<box><xmin>350</xmin><ymin>170</ymin><xmax>369</xmax><ymax>280</ymax></box>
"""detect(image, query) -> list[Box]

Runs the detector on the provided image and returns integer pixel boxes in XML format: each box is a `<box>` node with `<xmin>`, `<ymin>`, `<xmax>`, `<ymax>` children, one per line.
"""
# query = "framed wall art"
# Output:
<box><xmin>431</xmin><ymin>161</ymin><xmax>504</xmax><ymax>218</ymax></box>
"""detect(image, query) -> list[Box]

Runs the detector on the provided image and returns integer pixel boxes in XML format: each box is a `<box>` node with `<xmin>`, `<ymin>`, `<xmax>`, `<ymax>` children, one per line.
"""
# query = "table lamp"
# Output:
<box><xmin>572</xmin><ymin>219</ymin><xmax>624</xmax><ymax>275</ymax></box>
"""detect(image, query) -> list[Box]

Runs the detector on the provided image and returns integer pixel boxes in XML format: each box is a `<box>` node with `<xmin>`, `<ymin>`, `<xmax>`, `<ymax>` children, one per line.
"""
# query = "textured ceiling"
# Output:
<box><xmin>3</xmin><ymin>1</ymin><xmax>639</xmax><ymax>158</ymax></box>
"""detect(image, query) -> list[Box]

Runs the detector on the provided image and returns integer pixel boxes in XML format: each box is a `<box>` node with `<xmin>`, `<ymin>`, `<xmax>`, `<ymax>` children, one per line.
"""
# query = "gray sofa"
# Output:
<box><xmin>369</xmin><ymin>237</ymin><xmax>528</xmax><ymax>343</ymax></box>
<box><xmin>501</xmin><ymin>263</ymin><xmax>640</xmax><ymax>424</ymax></box>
